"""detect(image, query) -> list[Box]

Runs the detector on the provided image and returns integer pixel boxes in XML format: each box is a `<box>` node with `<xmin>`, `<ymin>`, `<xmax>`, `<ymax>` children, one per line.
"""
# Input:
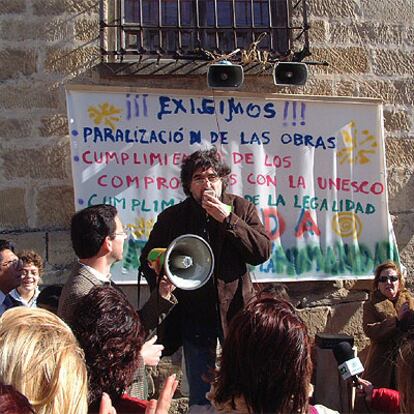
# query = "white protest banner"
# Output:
<box><xmin>65</xmin><ymin>85</ymin><xmax>398</xmax><ymax>283</ymax></box>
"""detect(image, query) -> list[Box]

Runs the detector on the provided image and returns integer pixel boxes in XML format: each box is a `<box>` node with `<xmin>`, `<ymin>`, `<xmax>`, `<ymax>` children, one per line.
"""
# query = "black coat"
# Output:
<box><xmin>139</xmin><ymin>194</ymin><xmax>271</xmax><ymax>354</ymax></box>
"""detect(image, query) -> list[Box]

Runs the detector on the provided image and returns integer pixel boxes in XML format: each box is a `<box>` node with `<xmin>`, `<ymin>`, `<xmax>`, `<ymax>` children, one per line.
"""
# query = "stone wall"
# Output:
<box><xmin>1</xmin><ymin>0</ymin><xmax>414</xmax><ymax>355</ymax></box>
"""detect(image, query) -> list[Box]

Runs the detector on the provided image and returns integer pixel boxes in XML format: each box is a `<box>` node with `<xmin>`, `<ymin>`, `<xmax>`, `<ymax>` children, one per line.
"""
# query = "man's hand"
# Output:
<box><xmin>145</xmin><ymin>374</ymin><xmax>179</xmax><ymax>414</ymax></box>
<box><xmin>148</xmin><ymin>251</ymin><xmax>176</xmax><ymax>300</ymax></box>
<box><xmin>202</xmin><ymin>191</ymin><xmax>231</xmax><ymax>223</ymax></box>
<box><xmin>141</xmin><ymin>336</ymin><xmax>164</xmax><ymax>366</ymax></box>
<box><xmin>159</xmin><ymin>275</ymin><xmax>176</xmax><ymax>300</ymax></box>
<box><xmin>356</xmin><ymin>378</ymin><xmax>374</xmax><ymax>403</ymax></box>
<box><xmin>398</xmin><ymin>302</ymin><xmax>414</xmax><ymax>332</ymax></box>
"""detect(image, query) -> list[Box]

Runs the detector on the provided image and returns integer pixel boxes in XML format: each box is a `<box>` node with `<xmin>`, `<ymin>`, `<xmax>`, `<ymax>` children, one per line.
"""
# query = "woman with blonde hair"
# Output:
<box><xmin>0</xmin><ymin>307</ymin><xmax>88</xmax><ymax>414</ymax></box>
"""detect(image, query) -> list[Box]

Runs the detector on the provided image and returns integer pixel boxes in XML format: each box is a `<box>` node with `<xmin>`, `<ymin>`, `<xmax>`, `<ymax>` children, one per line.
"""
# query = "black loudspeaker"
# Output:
<box><xmin>207</xmin><ymin>62</ymin><xmax>244</xmax><ymax>89</ymax></box>
<box><xmin>273</xmin><ymin>62</ymin><xmax>308</xmax><ymax>86</ymax></box>
<box><xmin>148</xmin><ymin>234</ymin><xmax>214</xmax><ymax>290</ymax></box>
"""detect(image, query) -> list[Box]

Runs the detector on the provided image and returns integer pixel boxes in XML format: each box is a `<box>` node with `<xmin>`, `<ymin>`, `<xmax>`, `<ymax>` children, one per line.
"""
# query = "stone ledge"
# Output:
<box><xmin>47</xmin><ymin>230</ymin><xmax>76</xmax><ymax>267</ymax></box>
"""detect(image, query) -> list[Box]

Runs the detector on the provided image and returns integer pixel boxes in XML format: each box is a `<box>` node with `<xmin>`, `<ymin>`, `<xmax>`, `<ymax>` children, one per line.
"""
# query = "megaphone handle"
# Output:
<box><xmin>156</xmin><ymin>275</ymin><xmax>161</xmax><ymax>340</ymax></box>
<box><xmin>148</xmin><ymin>255</ymin><xmax>163</xmax><ymax>275</ymax></box>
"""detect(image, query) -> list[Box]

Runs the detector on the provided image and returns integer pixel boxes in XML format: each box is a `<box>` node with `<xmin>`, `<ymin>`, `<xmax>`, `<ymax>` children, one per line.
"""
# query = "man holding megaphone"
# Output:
<box><xmin>140</xmin><ymin>147</ymin><xmax>271</xmax><ymax>412</ymax></box>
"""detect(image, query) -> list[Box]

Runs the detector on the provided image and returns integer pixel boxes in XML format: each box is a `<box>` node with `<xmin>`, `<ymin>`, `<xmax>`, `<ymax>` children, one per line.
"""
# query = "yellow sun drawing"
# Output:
<box><xmin>88</xmin><ymin>102</ymin><xmax>122</xmax><ymax>129</ymax></box>
<box><xmin>332</xmin><ymin>212</ymin><xmax>362</xmax><ymax>239</ymax></box>
<box><xmin>127</xmin><ymin>218</ymin><xmax>155</xmax><ymax>239</ymax></box>
<box><xmin>337</xmin><ymin>121</ymin><xmax>378</xmax><ymax>165</ymax></box>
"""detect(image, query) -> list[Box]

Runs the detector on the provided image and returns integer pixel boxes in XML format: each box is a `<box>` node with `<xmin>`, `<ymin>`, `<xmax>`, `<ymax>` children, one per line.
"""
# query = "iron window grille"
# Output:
<box><xmin>100</xmin><ymin>0</ymin><xmax>310</xmax><ymax>64</ymax></box>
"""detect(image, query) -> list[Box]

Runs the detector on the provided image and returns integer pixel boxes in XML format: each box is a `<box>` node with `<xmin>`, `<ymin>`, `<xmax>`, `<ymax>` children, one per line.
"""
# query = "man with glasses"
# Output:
<box><xmin>58</xmin><ymin>204</ymin><xmax>177</xmax><ymax>398</ymax></box>
<box><xmin>59</xmin><ymin>204</ymin><xmax>175</xmax><ymax>329</ymax></box>
<box><xmin>0</xmin><ymin>240</ymin><xmax>23</xmax><ymax>316</ymax></box>
<box><xmin>140</xmin><ymin>147</ymin><xmax>271</xmax><ymax>411</ymax></box>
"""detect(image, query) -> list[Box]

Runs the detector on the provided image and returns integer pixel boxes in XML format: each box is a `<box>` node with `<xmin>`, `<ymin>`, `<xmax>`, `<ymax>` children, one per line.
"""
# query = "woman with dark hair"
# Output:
<box><xmin>72</xmin><ymin>286</ymin><xmax>178</xmax><ymax>413</ymax></box>
<box><xmin>208</xmin><ymin>297</ymin><xmax>330</xmax><ymax>414</ymax></box>
<box><xmin>362</xmin><ymin>260</ymin><xmax>414</xmax><ymax>389</ymax></box>
<box><xmin>0</xmin><ymin>382</ymin><xmax>35</xmax><ymax>414</ymax></box>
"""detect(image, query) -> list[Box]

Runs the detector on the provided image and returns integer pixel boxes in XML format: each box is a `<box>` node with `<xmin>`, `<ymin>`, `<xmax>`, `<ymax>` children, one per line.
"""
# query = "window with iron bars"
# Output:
<box><xmin>100</xmin><ymin>0</ymin><xmax>309</xmax><ymax>63</ymax></box>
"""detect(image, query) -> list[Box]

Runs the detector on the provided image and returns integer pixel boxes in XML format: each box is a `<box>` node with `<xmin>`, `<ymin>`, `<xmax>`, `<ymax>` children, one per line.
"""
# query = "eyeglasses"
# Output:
<box><xmin>113</xmin><ymin>232</ymin><xmax>127</xmax><ymax>239</ymax></box>
<box><xmin>0</xmin><ymin>259</ymin><xmax>19</xmax><ymax>268</ymax></box>
<box><xmin>112</xmin><ymin>225</ymin><xmax>128</xmax><ymax>239</ymax></box>
<box><xmin>378</xmin><ymin>275</ymin><xmax>398</xmax><ymax>283</ymax></box>
<box><xmin>192</xmin><ymin>174</ymin><xmax>220</xmax><ymax>185</ymax></box>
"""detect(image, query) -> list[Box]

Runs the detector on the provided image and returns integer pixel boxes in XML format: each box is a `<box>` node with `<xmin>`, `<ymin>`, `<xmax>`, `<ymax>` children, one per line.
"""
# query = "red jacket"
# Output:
<box><xmin>115</xmin><ymin>394</ymin><xmax>148</xmax><ymax>413</ymax></box>
<box><xmin>371</xmin><ymin>388</ymin><xmax>400</xmax><ymax>413</ymax></box>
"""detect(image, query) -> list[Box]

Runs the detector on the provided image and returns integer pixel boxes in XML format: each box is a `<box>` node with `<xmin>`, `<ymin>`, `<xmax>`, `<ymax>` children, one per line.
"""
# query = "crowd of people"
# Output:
<box><xmin>0</xmin><ymin>147</ymin><xmax>413</xmax><ymax>414</ymax></box>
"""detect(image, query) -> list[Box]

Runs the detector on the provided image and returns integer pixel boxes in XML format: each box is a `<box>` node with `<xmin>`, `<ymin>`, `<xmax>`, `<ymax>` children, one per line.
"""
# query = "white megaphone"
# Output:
<box><xmin>147</xmin><ymin>234</ymin><xmax>214</xmax><ymax>290</ymax></box>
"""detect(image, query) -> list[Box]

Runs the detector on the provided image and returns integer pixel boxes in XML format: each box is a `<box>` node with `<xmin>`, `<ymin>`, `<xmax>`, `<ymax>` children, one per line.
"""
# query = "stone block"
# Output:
<box><xmin>386</xmin><ymin>139</ymin><xmax>414</xmax><ymax>168</ymax></box>
<box><xmin>329</xmin><ymin>22</ymin><xmax>403</xmax><ymax>46</ymax></box>
<box><xmin>361</xmin><ymin>0</ymin><xmax>413</xmax><ymax>25</ymax></box>
<box><xmin>387</xmin><ymin>167</ymin><xmax>414</xmax><ymax>212</ymax></box>
<box><xmin>373</xmin><ymin>49</ymin><xmax>414</xmax><ymax>77</ymax></box>
<box><xmin>289</xmin><ymin>281</ymin><xmax>368</xmax><ymax>309</ymax></box>
<box><xmin>311</xmin><ymin>47</ymin><xmax>369</xmax><ymax>75</ymax></box>
<box><xmin>44</xmin><ymin>46</ymin><xmax>99</xmax><ymax>75</ymax></box>
<box><xmin>300</xmin><ymin>288</ymin><xmax>368</xmax><ymax>308</ymax></box>
<box><xmin>359</xmin><ymin>80</ymin><xmax>413</xmax><ymax>105</ymax></box>
<box><xmin>7</xmin><ymin>232</ymin><xmax>46</xmax><ymax>258</ymax></box>
<box><xmin>300</xmin><ymin>78</ymin><xmax>333</xmax><ymax>96</ymax></box>
<box><xmin>394</xmin><ymin>79</ymin><xmax>414</xmax><ymax>105</ymax></box>
<box><xmin>328</xmin><ymin>23</ymin><xmax>362</xmax><ymax>45</ymax></box>
<box><xmin>372</xmin><ymin>23</ymin><xmax>404</xmax><ymax>45</ymax></box>
<box><xmin>309</xmin><ymin>0</ymin><xmax>361</xmax><ymax>19</ymax></box>
<box><xmin>43</xmin><ymin>19</ymin><xmax>73</xmax><ymax>42</ymax></box>
<box><xmin>297</xmin><ymin>306</ymin><xmax>330</xmax><ymax>338</ymax></box>
<box><xmin>2</xmin><ymin>141</ymin><xmax>70</xmax><ymax>180</ymax></box>
<box><xmin>75</xmin><ymin>18</ymin><xmax>99</xmax><ymax>42</ymax></box>
<box><xmin>0</xmin><ymin>0</ymin><xmax>26</xmax><ymax>13</ymax></box>
<box><xmin>344</xmin><ymin>279</ymin><xmax>373</xmax><ymax>292</ymax></box>
<box><xmin>47</xmin><ymin>230</ymin><xmax>76</xmax><ymax>266</ymax></box>
<box><xmin>32</xmin><ymin>0</ymin><xmax>65</xmax><ymax>15</ymax></box>
<box><xmin>0</xmin><ymin>81</ymin><xmax>61</xmax><ymax>110</ymax></box>
<box><xmin>35</xmin><ymin>186</ymin><xmax>74</xmax><ymax>229</ymax></box>
<box><xmin>407</xmin><ymin>27</ymin><xmax>414</xmax><ymax>46</ymax></box>
<box><xmin>33</xmin><ymin>0</ymin><xmax>98</xmax><ymax>15</ymax></box>
<box><xmin>399</xmin><ymin>238</ymin><xmax>414</xmax><ymax>289</ymax></box>
<box><xmin>38</xmin><ymin>113</ymin><xmax>68</xmax><ymax>137</ymax></box>
<box><xmin>288</xmin><ymin>281</ymin><xmax>340</xmax><ymax>307</ymax></box>
<box><xmin>0</xmin><ymin>118</ymin><xmax>32</xmax><ymax>140</ymax></box>
<box><xmin>0</xmin><ymin>188</ymin><xmax>27</xmax><ymax>229</ymax></box>
<box><xmin>392</xmin><ymin>212</ymin><xmax>414</xmax><ymax>251</ymax></box>
<box><xmin>308</xmin><ymin>20</ymin><xmax>327</xmax><ymax>44</ymax></box>
<box><xmin>325</xmin><ymin>301</ymin><xmax>367</xmax><ymax>350</ymax></box>
<box><xmin>334</xmin><ymin>80</ymin><xmax>358</xmax><ymax>96</ymax></box>
<box><xmin>0</xmin><ymin>49</ymin><xmax>37</xmax><ymax>79</ymax></box>
<box><xmin>41</xmin><ymin>267</ymin><xmax>73</xmax><ymax>285</ymax></box>
<box><xmin>0</xmin><ymin>19</ymin><xmax>70</xmax><ymax>42</ymax></box>
<box><xmin>384</xmin><ymin>110</ymin><xmax>411</xmax><ymax>133</ymax></box>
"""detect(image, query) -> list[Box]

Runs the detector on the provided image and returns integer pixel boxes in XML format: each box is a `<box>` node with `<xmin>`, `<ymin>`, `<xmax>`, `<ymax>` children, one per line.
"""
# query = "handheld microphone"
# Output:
<box><xmin>332</xmin><ymin>341</ymin><xmax>364</xmax><ymax>387</ymax></box>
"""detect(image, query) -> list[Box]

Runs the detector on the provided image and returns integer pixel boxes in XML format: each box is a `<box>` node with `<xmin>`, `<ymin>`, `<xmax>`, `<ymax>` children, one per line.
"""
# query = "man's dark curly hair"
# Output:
<box><xmin>181</xmin><ymin>147</ymin><xmax>231</xmax><ymax>197</ymax></box>
<box><xmin>72</xmin><ymin>286</ymin><xmax>145</xmax><ymax>406</ymax></box>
